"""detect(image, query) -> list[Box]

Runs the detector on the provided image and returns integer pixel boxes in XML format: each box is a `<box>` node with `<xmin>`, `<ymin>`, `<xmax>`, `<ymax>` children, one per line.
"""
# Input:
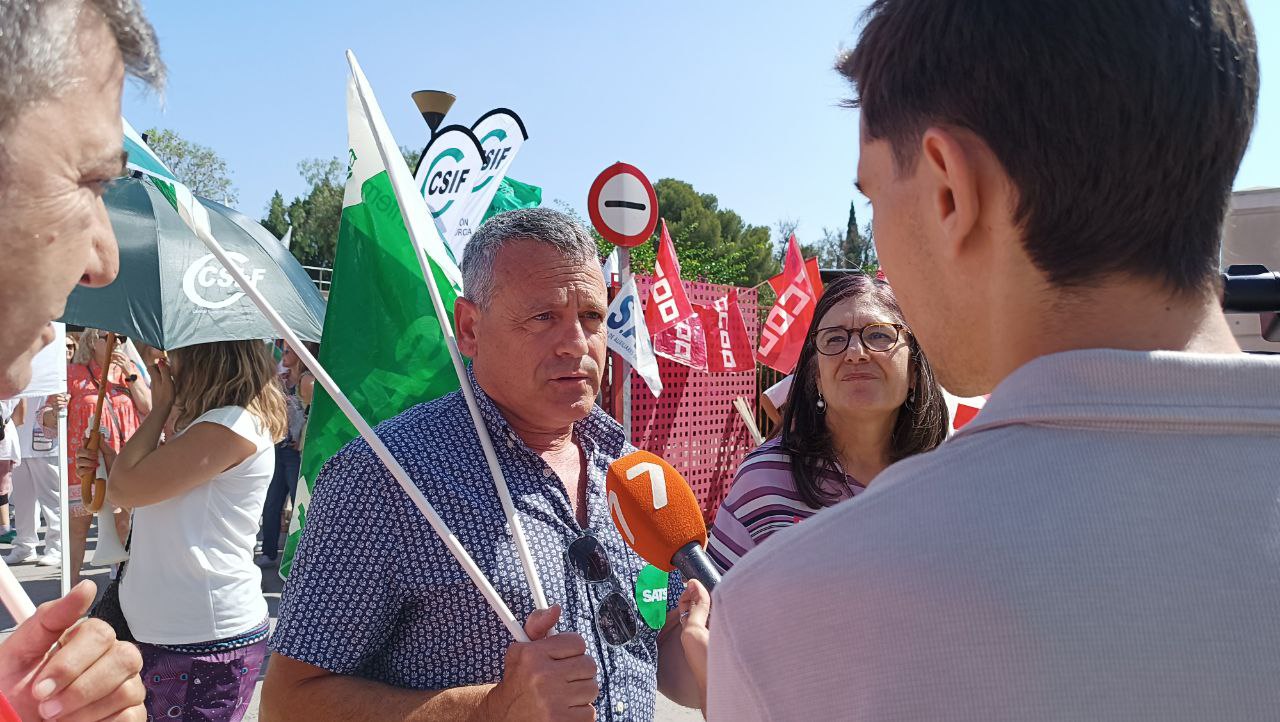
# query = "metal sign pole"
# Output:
<box><xmin>619</xmin><ymin>248</ymin><xmax>633</xmax><ymax>441</ymax></box>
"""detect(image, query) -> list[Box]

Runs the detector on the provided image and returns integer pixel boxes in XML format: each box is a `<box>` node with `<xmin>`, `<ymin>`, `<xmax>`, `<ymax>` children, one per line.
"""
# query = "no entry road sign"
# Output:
<box><xmin>588</xmin><ymin>162</ymin><xmax>659</xmax><ymax>248</ymax></box>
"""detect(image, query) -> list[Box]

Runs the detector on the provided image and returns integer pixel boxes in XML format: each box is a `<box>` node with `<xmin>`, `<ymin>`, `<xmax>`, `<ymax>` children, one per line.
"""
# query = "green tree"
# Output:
<box><xmin>283</xmin><ymin>157</ymin><xmax>345</xmax><ymax>267</ymax></box>
<box><xmin>263</xmin><ymin>191</ymin><xmax>289</xmax><ymax>239</ymax></box>
<box><xmin>266</xmin><ymin>145</ymin><xmax>430</xmax><ymax>268</ymax></box>
<box><xmin>838</xmin><ymin>201</ymin><xmax>877</xmax><ymax>271</ymax></box>
<box><xmin>777</xmin><ymin>201</ymin><xmax>879</xmax><ymax>275</ymax></box>
<box><xmin>143</xmin><ymin>127</ymin><xmax>237</xmax><ymax>204</ymax></box>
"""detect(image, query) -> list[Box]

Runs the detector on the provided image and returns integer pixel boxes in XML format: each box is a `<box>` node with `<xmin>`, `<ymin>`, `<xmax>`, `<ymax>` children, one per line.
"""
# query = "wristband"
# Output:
<box><xmin>125</xmin><ymin>374</ymin><xmax>139</xmax><ymax>384</ymax></box>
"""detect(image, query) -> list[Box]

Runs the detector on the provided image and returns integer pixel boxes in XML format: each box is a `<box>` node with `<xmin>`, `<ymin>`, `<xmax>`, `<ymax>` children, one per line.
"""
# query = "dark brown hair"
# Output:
<box><xmin>839</xmin><ymin>0</ymin><xmax>1258</xmax><ymax>293</ymax></box>
<box><xmin>780</xmin><ymin>274</ymin><xmax>948</xmax><ymax>509</ymax></box>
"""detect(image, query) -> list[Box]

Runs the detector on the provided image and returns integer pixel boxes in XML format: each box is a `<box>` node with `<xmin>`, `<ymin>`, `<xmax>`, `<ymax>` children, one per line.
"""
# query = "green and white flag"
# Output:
<box><xmin>123</xmin><ymin>117</ymin><xmax>206</xmax><ymax>228</ymax></box>
<box><xmin>481</xmin><ymin>176</ymin><xmax>542</xmax><ymax>224</ymax></box>
<box><xmin>279</xmin><ymin>79</ymin><xmax>465</xmax><ymax>577</ymax></box>
<box><xmin>123</xmin><ymin>118</ymin><xmax>209</xmax><ymax>234</ymax></box>
<box><xmin>123</xmin><ymin>119</ymin><xmax>178</xmax><ymax>183</ymax></box>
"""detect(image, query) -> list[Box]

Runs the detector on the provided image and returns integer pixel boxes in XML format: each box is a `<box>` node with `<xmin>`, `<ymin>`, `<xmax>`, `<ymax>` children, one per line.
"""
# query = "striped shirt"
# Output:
<box><xmin>708</xmin><ymin>437</ymin><xmax>863</xmax><ymax>572</ymax></box>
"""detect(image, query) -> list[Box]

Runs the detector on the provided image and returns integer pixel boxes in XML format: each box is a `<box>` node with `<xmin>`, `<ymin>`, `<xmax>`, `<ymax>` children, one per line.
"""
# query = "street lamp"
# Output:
<box><xmin>411</xmin><ymin>90</ymin><xmax>456</xmax><ymax>137</ymax></box>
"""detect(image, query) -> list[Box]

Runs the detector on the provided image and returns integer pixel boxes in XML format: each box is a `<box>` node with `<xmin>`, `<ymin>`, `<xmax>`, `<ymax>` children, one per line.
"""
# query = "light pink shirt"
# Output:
<box><xmin>709</xmin><ymin>349</ymin><xmax>1280</xmax><ymax>721</ymax></box>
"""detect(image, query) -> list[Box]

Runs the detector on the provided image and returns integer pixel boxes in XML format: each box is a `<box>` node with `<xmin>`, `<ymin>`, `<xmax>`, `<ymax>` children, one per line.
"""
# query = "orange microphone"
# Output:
<box><xmin>606</xmin><ymin>450</ymin><xmax>722</xmax><ymax>590</ymax></box>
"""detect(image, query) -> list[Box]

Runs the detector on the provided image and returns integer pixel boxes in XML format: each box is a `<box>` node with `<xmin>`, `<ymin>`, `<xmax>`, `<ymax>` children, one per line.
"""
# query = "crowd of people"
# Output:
<box><xmin>2</xmin><ymin>0</ymin><xmax>1278</xmax><ymax>721</ymax></box>
<box><xmin>0</xmin><ymin>327</ymin><xmax>318</xmax><ymax>718</ymax></box>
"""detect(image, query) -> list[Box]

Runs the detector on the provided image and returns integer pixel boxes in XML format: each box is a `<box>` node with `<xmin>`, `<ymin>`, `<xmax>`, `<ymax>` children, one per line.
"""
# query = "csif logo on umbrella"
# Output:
<box><xmin>182</xmin><ymin>252</ymin><xmax>268</xmax><ymax>310</ymax></box>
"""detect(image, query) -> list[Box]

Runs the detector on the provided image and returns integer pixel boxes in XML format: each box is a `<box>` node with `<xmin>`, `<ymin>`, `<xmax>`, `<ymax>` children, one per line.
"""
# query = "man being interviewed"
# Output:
<box><xmin>707</xmin><ymin>1</ymin><xmax>1280</xmax><ymax>720</ymax></box>
<box><xmin>263</xmin><ymin>208</ymin><xmax>698</xmax><ymax>721</ymax></box>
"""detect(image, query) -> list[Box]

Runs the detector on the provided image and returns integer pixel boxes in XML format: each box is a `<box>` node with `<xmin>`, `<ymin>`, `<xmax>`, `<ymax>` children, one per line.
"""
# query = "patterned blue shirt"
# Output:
<box><xmin>272</xmin><ymin>369</ymin><xmax>682</xmax><ymax>721</ymax></box>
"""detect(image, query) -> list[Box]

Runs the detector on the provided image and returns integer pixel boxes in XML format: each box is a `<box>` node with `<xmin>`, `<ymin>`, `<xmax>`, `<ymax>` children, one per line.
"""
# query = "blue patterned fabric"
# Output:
<box><xmin>271</xmin><ymin>367</ymin><xmax>682</xmax><ymax>721</ymax></box>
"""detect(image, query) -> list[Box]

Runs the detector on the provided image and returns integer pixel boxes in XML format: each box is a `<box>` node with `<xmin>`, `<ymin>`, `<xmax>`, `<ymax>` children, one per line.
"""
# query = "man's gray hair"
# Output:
<box><xmin>462</xmin><ymin>207</ymin><xmax>600</xmax><ymax>307</ymax></box>
<box><xmin>0</xmin><ymin>0</ymin><xmax>164</xmax><ymax>131</ymax></box>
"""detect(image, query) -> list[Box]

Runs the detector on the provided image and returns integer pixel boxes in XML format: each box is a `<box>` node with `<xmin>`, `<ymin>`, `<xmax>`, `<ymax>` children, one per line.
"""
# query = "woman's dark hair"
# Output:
<box><xmin>779</xmin><ymin>273</ymin><xmax>948</xmax><ymax>509</ymax></box>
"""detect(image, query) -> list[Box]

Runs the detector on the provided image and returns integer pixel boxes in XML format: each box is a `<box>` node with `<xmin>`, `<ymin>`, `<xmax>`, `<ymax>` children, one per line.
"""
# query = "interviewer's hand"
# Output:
<box><xmin>481</xmin><ymin>605</ymin><xmax>599</xmax><ymax>721</ymax></box>
<box><xmin>678</xmin><ymin>579</ymin><xmax>711</xmax><ymax>698</ymax></box>
<box><xmin>0</xmin><ymin>581</ymin><xmax>145</xmax><ymax>721</ymax></box>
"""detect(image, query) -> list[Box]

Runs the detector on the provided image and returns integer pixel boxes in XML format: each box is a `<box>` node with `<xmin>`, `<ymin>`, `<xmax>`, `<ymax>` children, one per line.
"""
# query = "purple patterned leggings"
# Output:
<box><xmin>137</xmin><ymin>639</ymin><xmax>268</xmax><ymax>721</ymax></box>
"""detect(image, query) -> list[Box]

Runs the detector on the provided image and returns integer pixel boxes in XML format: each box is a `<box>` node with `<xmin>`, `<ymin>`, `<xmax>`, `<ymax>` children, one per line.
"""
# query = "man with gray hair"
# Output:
<box><xmin>0</xmin><ymin>1</ymin><xmax>161</xmax><ymax>720</ymax></box>
<box><xmin>266</xmin><ymin>208</ymin><xmax>702</xmax><ymax>721</ymax></box>
<box><xmin>0</xmin><ymin>0</ymin><xmax>163</xmax><ymax>398</ymax></box>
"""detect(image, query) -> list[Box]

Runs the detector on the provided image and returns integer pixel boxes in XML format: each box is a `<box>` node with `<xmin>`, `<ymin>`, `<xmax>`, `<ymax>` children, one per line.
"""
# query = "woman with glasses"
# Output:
<box><xmin>706</xmin><ymin>273</ymin><xmax>949</xmax><ymax>573</ymax></box>
<box><xmin>65</xmin><ymin>328</ymin><xmax>150</xmax><ymax>586</ymax></box>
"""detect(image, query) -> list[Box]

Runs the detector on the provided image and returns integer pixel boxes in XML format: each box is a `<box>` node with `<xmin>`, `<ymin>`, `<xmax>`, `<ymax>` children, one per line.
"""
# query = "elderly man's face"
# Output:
<box><xmin>0</xmin><ymin>12</ymin><xmax>125</xmax><ymax>396</ymax></box>
<box><xmin>459</xmin><ymin>239</ymin><xmax>608</xmax><ymax>435</ymax></box>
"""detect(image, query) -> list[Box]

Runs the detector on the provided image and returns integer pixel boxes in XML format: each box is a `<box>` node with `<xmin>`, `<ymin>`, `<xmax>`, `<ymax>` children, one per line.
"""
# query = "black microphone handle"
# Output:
<box><xmin>1222</xmin><ymin>270</ymin><xmax>1280</xmax><ymax>313</ymax></box>
<box><xmin>671</xmin><ymin>540</ymin><xmax>722</xmax><ymax>592</ymax></box>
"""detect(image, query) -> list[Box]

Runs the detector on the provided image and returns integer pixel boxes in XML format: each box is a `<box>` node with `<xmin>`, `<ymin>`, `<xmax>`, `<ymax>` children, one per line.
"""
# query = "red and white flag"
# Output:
<box><xmin>653</xmin><ymin>315</ymin><xmax>708</xmax><ymax>371</ymax></box>
<box><xmin>758</xmin><ymin>234</ymin><xmax>818</xmax><ymax>373</ymax></box>
<box><xmin>644</xmin><ymin>220</ymin><xmax>695</xmax><ymax>335</ymax></box>
<box><xmin>695</xmin><ymin>289</ymin><xmax>755</xmax><ymax>373</ymax></box>
<box><xmin>768</xmin><ymin>255</ymin><xmax>824</xmax><ymax>299</ymax></box>
<box><xmin>945</xmin><ymin>392</ymin><xmax>990</xmax><ymax>431</ymax></box>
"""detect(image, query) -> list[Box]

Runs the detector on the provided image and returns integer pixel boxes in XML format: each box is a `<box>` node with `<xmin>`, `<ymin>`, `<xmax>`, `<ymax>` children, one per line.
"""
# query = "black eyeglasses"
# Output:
<box><xmin>812</xmin><ymin>323</ymin><xmax>907</xmax><ymax>356</ymax></box>
<box><xmin>566</xmin><ymin>533</ymin><xmax>638</xmax><ymax>647</ymax></box>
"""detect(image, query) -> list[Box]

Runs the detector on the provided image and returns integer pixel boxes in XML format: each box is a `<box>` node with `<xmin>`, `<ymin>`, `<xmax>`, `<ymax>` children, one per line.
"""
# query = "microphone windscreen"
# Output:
<box><xmin>606</xmin><ymin>450</ymin><xmax>707</xmax><ymax>573</ymax></box>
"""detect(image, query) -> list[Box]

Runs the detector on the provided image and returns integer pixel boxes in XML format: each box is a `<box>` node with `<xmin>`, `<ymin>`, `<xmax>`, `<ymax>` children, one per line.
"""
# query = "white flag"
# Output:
<box><xmin>602</xmin><ymin>247</ymin><xmax>620</xmax><ymax>286</ymax></box>
<box><xmin>606</xmin><ymin>278</ymin><xmax>662</xmax><ymax>397</ymax></box>
<box><xmin>413</xmin><ymin>125</ymin><xmax>485</xmax><ymax>263</ymax></box>
<box><xmin>19</xmin><ymin>323</ymin><xmax>67</xmax><ymax>398</ymax></box>
<box><xmin>449</xmin><ymin>109</ymin><xmax>528</xmax><ymax>255</ymax></box>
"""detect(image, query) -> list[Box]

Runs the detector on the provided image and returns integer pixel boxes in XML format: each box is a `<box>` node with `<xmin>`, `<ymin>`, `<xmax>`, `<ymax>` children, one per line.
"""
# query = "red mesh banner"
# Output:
<box><xmin>604</xmin><ymin>276</ymin><xmax>760</xmax><ymax>524</ymax></box>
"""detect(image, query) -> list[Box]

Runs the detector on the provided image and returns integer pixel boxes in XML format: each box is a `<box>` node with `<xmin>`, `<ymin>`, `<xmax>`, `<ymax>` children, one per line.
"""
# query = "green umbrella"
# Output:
<box><xmin>61</xmin><ymin>176</ymin><xmax>325</xmax><ymax>350</ymax></box>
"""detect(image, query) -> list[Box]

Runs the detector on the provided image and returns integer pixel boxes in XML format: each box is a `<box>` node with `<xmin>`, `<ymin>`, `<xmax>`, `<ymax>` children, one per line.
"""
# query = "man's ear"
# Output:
<box><xmin>919</xmin><ymin>127</ymin><xmax>981</xmax><ymax>261</ymax></box>
<box><xmin>455</xmin><ymin>297</ymin><xmax>481</xmax><ymax>357</ymax></box>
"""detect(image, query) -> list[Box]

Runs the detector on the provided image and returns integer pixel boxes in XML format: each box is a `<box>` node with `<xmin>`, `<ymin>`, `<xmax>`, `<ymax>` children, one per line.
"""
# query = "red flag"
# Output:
<box><xmin>951</xmin><ymin>394</ymin><xmax>990</xmax><ymax>430</ymax></box>
<box><xmin>758</xmin><ymin>234</ymin><xmax>817</xmax><ymax>373</ymax></box>
<box><xmin>695</xmin><ymin>289</ymin><xmax>755</xmax><ymax>372</ymax></box>
<box><xmin>644</xmin><ymin>220</ymin><xmax>695</xmax><ymax>335</ymax></box>
<box><xmin>769</xmin><ymin>256</ymin><xmax>824</xmax><ymax>298</ymax></box>
<box><xmin>653</xmin><ymin>315</ymin><xmax>708</xmax><ymax>371</ymax></box>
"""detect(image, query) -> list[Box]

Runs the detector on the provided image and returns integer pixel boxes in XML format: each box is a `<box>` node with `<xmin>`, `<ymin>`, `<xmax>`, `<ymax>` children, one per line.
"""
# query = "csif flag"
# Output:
<box><xmin>414</xmin><ymin>125</ymin><xmax>485</xmax><ymax>262</ymax></box>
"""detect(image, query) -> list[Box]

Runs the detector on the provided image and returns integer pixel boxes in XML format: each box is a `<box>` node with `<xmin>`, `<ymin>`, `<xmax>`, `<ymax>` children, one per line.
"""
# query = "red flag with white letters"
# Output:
<box><xmin>758</xmin><ymin>234</ymin><xmax>817</xmax><ymax>373</ymax></box>
<box><xmin>768</xmin><ymin>256</ymin><xmax>824</xmax><ymax>299</ymax></box>
<box><xmin>695</xmin><ymin>289</ymin><xmax>755</xmax><ymax>373</ymax></box>
<box><xmin>653</xmin><ymin>315</ymin><xmax>709</xmax><ymax>371</ymax></box>
<box><xmin>644</xmin><ymin>220</ymin><xmax>696</xmax><ymax>335</ymax></box>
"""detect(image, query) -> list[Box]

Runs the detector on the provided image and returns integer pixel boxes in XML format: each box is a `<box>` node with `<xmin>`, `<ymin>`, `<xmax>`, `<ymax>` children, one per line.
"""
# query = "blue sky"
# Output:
<box><xmin>124</xmin><ymin>1</ymin><xmax>1279</xmax><ymax>247</ymax></box>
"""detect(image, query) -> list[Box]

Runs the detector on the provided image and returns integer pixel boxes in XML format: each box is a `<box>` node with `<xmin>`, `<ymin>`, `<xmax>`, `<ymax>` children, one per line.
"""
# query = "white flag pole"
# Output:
<box><xmin>347</xmin><ymin>50</ymin><xmax>548</xmax><ymax>611</ymax></box>
<box><xmin>0</xmin><ymin>558</ymin><xmax>35</xmax><ymax>624</ymax></box>
<box><xmin>58</xmin><ymin>407</ymin><xmax>70</xmax><ymax>597</ymax></box>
